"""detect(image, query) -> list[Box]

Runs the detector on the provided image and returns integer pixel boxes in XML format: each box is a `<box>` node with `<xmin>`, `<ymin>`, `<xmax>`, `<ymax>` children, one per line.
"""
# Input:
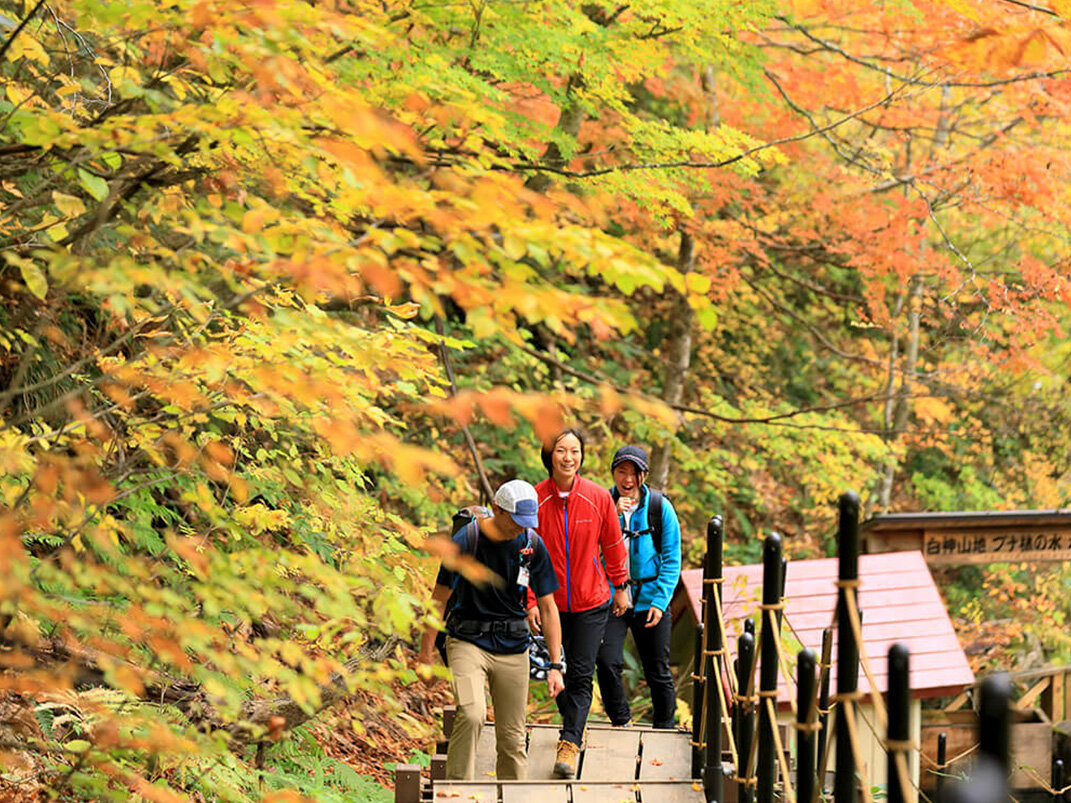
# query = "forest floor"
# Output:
<box><xmin>312</xmin><ymin>656</ymin><xmax>455</xmax><ymax>791</ymax></box>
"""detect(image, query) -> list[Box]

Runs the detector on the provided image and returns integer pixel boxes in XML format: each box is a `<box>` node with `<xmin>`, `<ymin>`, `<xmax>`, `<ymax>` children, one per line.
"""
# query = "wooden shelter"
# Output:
<box><xmin>671</xmin><ymin>550</ymin><xmax>975</xmax><ymax>788</ymax></box>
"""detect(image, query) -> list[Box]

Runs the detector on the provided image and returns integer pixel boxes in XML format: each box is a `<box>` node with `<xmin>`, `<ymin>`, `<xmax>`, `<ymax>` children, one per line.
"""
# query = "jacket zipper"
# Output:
<box><xmin>562</xmin><ymin>498</ymin><xmax>571</xmax><ymax>611</ymax></box>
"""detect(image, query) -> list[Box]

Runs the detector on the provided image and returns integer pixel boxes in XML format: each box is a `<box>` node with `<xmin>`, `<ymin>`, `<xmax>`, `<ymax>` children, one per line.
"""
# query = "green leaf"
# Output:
<box><xmin>78</xmin><ymin>169</ymin><xmax>109</xmax><ymax>202</ymax></box>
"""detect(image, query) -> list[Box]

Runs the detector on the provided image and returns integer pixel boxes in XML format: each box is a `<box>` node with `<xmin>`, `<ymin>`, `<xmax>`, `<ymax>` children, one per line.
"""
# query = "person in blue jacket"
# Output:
<box><xmin>595</xmin><ymin>445</ymin><xmax>682</xmax><ymax>729</ymax></box>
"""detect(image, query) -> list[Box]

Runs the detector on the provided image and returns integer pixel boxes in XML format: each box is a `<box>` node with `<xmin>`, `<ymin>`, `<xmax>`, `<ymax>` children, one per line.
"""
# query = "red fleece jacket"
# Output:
<box><xmin>534</xmin><ymin>475</ymin><xmax>628</xmax><ymax>613</ymax></box>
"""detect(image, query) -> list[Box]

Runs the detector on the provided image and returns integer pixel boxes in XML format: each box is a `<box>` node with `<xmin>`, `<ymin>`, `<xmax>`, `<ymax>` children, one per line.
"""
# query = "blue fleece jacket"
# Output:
<box><xmin>612</xmin><ymin>484</ymin><xmax>682</xmax><ymax>613</ymax></box>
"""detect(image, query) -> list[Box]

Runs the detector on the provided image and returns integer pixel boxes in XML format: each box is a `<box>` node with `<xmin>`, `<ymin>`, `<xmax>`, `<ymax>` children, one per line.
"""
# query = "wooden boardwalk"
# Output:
<box><xmin>428</xmin><ymin>722</ymin><xmax>703</xmax><ymax>802</ymax></box>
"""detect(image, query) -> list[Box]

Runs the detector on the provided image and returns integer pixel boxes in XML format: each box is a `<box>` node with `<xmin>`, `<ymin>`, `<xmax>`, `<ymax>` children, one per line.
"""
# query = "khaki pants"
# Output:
<box><xmin>445</xmin><ymin>637</ymin><xmax>529</xmax><ymax>780</ymax></box>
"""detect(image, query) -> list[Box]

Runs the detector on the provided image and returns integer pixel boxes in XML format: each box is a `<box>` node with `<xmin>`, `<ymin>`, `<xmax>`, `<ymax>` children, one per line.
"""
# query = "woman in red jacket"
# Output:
<box><xmin>531</xmin><ymin>429</ymin><xmax>630</xmax><ymax>778</ymax></box>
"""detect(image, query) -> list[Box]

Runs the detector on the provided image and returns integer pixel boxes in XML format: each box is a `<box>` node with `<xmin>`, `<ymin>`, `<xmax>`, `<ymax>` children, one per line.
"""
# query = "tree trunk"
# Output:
<box><xmin>649</xmin><ymin>230</ymin><xmax>696</xmax><ymax>489</ymax></box>
<box><xmin>875</xmin><ymin>273</ymin><xmax>923</xmax><ymax>511</ymax></box>
<box><xmin>525</xmin><ymin>75</ymin><xmax>584</xmax><ymax>193</ymax></box>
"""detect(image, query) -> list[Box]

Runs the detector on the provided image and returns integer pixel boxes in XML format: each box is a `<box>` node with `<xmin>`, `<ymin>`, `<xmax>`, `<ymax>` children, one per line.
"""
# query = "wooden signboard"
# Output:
<box><xmin>861</xmin><ymin>510</ymin><xmax>1071</xmax><ymax>566</ymax></box>
<box><xmin>922</xmin><ymin>527</ymin><xmax>1071</xmax><ymax>565</ymax></box>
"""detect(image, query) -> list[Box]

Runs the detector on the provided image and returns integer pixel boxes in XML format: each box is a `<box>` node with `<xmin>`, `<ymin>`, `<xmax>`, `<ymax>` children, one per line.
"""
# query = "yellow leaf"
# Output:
<box><xmin>18</xmin><ymin>262</ymin><xmax>49</xmax><ymax>300</ymax></box>
<box><xmin>914</xmin><ymin>396</ymin><xmax>954</xmax><ymax>425</ymax></box>
<box><xmin>53</xmin><ymin>190</ymin><xmax>84</xmax><ymax>217</ymax></box>
<box><xmin>242</xmin><ymin>207</ymin><xmax>271</xmax><ymax>234</ymax></box>
<box><xmin>8</xmin><ymin>35</ymin><xmax>50</xmax><ymax>66</ymax></box>
<box><xmin>942</xmin><ymin>0</ymin><xmax>981</xmax><ymax>20</ymax></box>
<box><xmin>1052</xmin><ymin>0</ymin><xmax>1071</xmax><ymax>19</ymax></box>
<box><xmin>6</xmin><ymin>84</ymin><xmax>32</xmax><ymax>106</ymax></box>
<box><xmin>109</xmin><ymin>65</ymin><xmax>142</xmax><ymax>90</ymax></box>
<box><xmin>164</xmin><ymin>75</ymin><xmax>188</xmax><ymax>100</ymax></box>
<box><xmin>685</xmin><ymin>272</ymin><xmax>711</xmax><ymax>294</ymax></box>
<box><xmin>45</xmin><ymin>221</ymin><xmax>68</xmax><ymax>241</ymax></box>
<box><xmin>502</xmin><ymin>234</ymin><xmax>526</xmax><ymax>260</ymax></box>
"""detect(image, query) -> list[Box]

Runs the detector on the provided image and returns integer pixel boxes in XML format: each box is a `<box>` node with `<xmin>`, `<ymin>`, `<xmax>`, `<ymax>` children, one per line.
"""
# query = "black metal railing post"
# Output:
<box><xmin>978</xmin><ymin>673</ymin><xmax>1011</xmax><ymax>775</ymax></box>
<box><xmin>816</xmin><ymin>626</ymin><xmax>833</xmax><ymax>793</ymax></box>
<box><xmin>835</xmin><ymin>491</ymin><xmax>860</xmax><ymax>803</ymax></box>
<box><xmin>703</xmin><ymin>516</ymin><xmax>725</xmax><ymax>803</ymax></box>
<box><xmin>887</xmin><ymin>644</ymin><xmax>910</xmax><ymax>803</ymax></box>
<box><xmin>756</xmin><ymin>533</ymin><xmax>783</xmax><ymax>803</ymax></box>
<box><xmin>738</xmin><ymin>626</ymin><xmax>756</xmax><ymax>803</ymax></box>
<box><xmin>693</xmin><ymin>621</ymin><xmax>706</xmax><ymax>778</ymax></box>
<box><xmin>797</xmin><ymin>648</ymin><xmax>818</xmax><ymax>803</ymax></box>
<box><xmin>935</xmin><ymin>732</ymin><xmax>947</xmax><ymax>802</ymax></box>
<box><xmin>940</xmin><ymin>674</ymin><xmax>1010</xmax><ymax>803</ymax></box>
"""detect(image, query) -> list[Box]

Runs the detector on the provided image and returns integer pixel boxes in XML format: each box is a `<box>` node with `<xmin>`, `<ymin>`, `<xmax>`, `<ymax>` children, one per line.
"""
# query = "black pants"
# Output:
<box><xmin>557</xmin><ymin>605</ymin><xmax>609</xmax><ymax>746</ymax></box>
<box><xmin>596</xmin><ymin>607</ymin><xmax>676</xmax><ymax>729</ymax></box>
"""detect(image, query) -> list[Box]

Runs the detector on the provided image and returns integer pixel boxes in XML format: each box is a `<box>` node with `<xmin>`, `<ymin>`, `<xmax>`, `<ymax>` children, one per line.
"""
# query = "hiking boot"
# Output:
<box><xmin>553</xmin><ymin>739</ymin><xmax>580</xmax><ymax>779</ymax></box>
<box><xmin>611</xmin><ymin>720</ymin><xmax>634</xmax><ymax>728</ymax></box>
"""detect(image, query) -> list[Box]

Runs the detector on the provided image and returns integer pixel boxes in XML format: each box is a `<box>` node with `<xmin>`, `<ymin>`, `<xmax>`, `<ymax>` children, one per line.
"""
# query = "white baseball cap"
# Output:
<box><xmin>494</xmin><ymin>480</ymin><xmax>539</xmax><ymax>529</ymax></box>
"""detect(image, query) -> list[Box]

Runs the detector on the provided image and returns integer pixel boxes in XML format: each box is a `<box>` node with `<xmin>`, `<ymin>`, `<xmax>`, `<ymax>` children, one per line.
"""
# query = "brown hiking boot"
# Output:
<box><xmin>553</xmin><ymin>739</ymin><xmax>580</xmax><ymax>779</ymax></box>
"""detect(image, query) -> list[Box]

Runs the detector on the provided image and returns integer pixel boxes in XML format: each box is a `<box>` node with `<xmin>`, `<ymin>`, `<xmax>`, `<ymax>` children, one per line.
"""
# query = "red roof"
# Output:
<box><xmin>675</xmin><ymin>550</ymin><xmax>973</xmax><ymax>703</ymax></box>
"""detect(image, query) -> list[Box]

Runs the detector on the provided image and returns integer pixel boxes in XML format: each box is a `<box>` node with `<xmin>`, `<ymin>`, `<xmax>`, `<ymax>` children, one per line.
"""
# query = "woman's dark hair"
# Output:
<box><xmin>541</xmin><ymin>428</ymin><xmax>586</xmax><ymax>476</ymax></box>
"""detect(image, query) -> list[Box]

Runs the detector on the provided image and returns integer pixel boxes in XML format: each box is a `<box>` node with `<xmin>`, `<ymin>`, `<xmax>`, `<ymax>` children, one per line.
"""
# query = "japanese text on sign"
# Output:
<box><xmin>922</xmin><ymin>529</ymin><xmax>1071</xmax><ymax>565</ymax></box>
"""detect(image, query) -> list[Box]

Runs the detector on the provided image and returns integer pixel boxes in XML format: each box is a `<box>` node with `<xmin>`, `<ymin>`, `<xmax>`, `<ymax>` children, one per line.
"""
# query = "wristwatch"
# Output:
<box><xmin>547</xmin><ymin>662</ymin><xmax>563</xmax><ymax>671</ymax></box>
<box><xmin>613</xmin><ymin>581</ymin><xmax>629</xmax><ymax>590</ymax></box>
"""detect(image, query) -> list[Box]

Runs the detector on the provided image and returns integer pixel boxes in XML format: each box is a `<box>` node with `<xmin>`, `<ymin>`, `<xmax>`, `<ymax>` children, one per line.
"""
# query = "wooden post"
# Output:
<box><xmin>431</xmin><ymin>754</ymin><xmax>447</xmax><ymax>781</ymax></box>
<box><xmin>757</xmin><ymin>533</ymin><xmax>783</xmax><ymax>803</ymax></box>
<box><xmin>887</xmin><ymin>644</ymin><xmax>910</xmax><ymax>803</ymax></box>
<box><xmin>835</xmin><ymin>491</ymin><xmax>860</xmax><ymax>803</ymax></box>
<box><xmin>443</xmin><ymin>705</ymin><xmax>456</xmax><ymax>738</ymax></box>
<box><xmin>737</xmin><ymin>627</ymin><xmax>756</xmax><ymax>803</ymax></box>
<box><xmin>1042</xmin><ymin>669</ymin><xmax>1066</xmax><ymax>727</ymax></box>
<box><xmin>816</xmin><ymin>627</ymin><xmax>833</xmax><ymax>794</ymax></box>
<box><xmin>703</xmin><ymin>516</ymin><xmax>725</xmax><ymax>803</ymax></box>
<box><xmin>797</xmin><ymin>648</ymin><xmax>818</xmax><ymax>803</ymax></box>
<box><xmin>394</xmin><ymin>764</ymin><xmax>422</xmax><ymax>803</ymax></box>
<box><xmin>437</xmin><ymin>704</ymin><xmax>456</xmax><ymax>753</ymax></box>
<box><xmin>693</xmin><ymin>621</ymin><xmax>706</xmax><ymax>779</ymax></box>
<box><xmin>935</xmin><ymin>732</ymin><xmax>947</xmax><ymax>802</ymax></box>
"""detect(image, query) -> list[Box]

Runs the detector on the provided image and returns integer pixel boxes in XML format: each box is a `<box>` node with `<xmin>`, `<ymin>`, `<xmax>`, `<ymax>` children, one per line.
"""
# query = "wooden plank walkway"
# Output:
<box><xmin>426</xmin><ymin>723</ymin><xmax>703</xmax><ymax>801</ymax></box>
<box><xmin>432</xmin><ymin>780</ymin><xmax>704</xmax><ymax>802</ymax></box>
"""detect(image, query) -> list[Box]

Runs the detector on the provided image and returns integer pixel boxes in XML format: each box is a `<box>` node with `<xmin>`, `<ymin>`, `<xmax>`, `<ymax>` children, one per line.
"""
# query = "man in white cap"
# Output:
<box><xmin>419</xmin><ymin>479</ymin><xmax>564</xmax><ymax>780</ymax></box>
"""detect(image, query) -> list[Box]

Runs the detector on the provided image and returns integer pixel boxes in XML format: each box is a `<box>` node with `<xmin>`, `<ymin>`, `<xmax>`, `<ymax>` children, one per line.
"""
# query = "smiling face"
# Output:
<box><xmin>551</xmin><ymin>433</ymin><xmax>583</xmax><ymax>490</ymax></box>
<box><xmin>612</xmin><ymin>461</ymin><xmax>643</xmax><ymax>501</ymax></box>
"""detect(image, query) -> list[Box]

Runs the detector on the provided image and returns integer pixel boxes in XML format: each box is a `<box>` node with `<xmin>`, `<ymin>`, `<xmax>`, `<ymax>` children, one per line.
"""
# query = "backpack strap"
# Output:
<box><xmin>446</xmin><ymin>519</ymin><xmax>481</xmax><ymax>605</ymax></box>
<box><xmin>465</xmin><ymin>517</ymin><xmax>480</xmax><ymax>556</ymax></box>
<box><xmin>437</xmin><ymin>518</ymin><xmax>480</xmax><ymax>662</ymax></box>
<box><xmin>647</xmin><ymin>489</ymin><xmax>664</xmax><ymax>555</ymax></box>
<box><xmin>612</xmin><ymin>486</ymin><xmax>661</xmax><ymax>546</ymax></box>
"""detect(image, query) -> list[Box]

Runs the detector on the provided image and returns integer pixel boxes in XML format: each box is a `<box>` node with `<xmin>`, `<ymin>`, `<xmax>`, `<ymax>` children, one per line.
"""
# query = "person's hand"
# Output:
<box><xmin>611</xmin><ymin>587</ymin><xmax>630</xmax><ymax>617</ymax></box>
<box><xmin>527</xmin><ymin>606</ymin><xmax>542</xmax><ymax>634</ymax></box>
<box><xmin>645</xmin><ymin>607</ymin><xmax>664</xmax><ymax>628</ymax></box>
<box><xmin>547</xmin><ymin>668</ymin><xmax>564</xmax><ymax>697</ymax></box>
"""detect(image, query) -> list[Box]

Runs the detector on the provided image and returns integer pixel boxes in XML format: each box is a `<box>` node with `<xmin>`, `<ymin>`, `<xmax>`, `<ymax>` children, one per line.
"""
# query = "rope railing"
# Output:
<box><xmin>703</xmin><ymin>574</ymin><xmax>740</xmax><ymax>767</ymax></box>
<box><xmin>701</xmin><ymin>493</ymin><xmax>1064</xmax><ymax>803</ymax></box>
<box><xmin>763</xmin><ymin>693</ymin><xmax>797</xmax><ymax>803</ymax></box>
<box><xmin>836</xmin><ymin>689</ymin><xmax>875</xmax><ymax>803</ymax></box>
<box><xmin>836</xmin><ymin>577</ymin><xmax>889</xmax><ymax>732</ymax></box>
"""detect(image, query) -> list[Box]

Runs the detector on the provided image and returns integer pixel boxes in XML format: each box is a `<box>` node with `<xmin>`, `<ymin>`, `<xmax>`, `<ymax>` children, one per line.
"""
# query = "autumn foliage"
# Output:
<box><xmin>1</xmin><ymin>0</ymin><xmax>1070</xmax><ymax>798</ymax></box>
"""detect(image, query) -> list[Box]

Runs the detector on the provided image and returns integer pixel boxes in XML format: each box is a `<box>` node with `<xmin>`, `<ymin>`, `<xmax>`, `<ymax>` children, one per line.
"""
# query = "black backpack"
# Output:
<box><xmin>611</xmin><ymin>487</ymin><xmax>666</xmax><ymax>553</ymax></box>
<box><xmin>450</xmin><ymin>505</ymin><xmax>492</xmax><ymax>544</ymax></box>
<box><xmin>434</xmin><ymin>508</ymin><xmax>535</xmax><ymax>663</ymax></box>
